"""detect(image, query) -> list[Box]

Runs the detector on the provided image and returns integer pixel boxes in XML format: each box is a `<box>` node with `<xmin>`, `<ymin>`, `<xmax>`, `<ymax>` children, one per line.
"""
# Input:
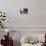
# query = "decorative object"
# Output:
<box><xmin>5</xmin><ymin>29</ymin><xmax>10</xmax><ymax>33</ymax></box>
<box><xmin>20</xmin><ymin>8</ymin><xmax>28</xmax><ymax>14</ymax></box>
<box><xmin>5</xmin><ymin>29</ymin><xmax>10</xmax><ymax>36</ymax></box>
<box><xmin>0</xmin><ymin>10</ymin><xmax>6</xmax><ymax>28</ymax></box>
<box><xmin>1</xmin><ymin>32</ymin><xmax>13</xmax><ymax>46</ymax></box>
<box><xmin>41</xmin><ymin>34</ymin><xmax>46</xmax><ymax>46</ymax></box>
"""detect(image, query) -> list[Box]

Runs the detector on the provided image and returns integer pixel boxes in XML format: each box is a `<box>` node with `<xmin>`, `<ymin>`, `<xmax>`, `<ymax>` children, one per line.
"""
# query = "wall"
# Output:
<box><xmin>31</xmin><ymin>0</ymin><xmax>46</xmax><ymax>27</ymax></box>
<box><xmin>0</xmin><ymin>0</ymin><xmax>31</xmax><ymax>27</ymax></box>
<box><xmin>0</xmin><ymin>0</ymin><xmax>46</xmax><ymax>27</ymax></box>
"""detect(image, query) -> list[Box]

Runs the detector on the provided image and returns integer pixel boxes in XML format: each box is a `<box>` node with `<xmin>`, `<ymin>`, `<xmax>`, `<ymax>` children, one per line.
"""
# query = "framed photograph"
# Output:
<box><xmin>20</xmin><ymin>8</ymin><xmax>28</xmax><ymax>14</ymax></box>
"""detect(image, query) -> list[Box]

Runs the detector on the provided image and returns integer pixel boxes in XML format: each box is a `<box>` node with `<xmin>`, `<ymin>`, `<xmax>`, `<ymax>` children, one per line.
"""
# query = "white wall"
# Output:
<box><xmin>0</xmin><ymin>0</ymin><xmax>46</xmax><ymax>27</ymax></box>
<box><xmin>31</xmin><ymin>0</ymin><xmax>46</xmax><ymax>27</ymax></box>
<box><xmin>0</xmin><ymin>0</ymin><xmax>31</xmax><ymax>27</ymax></box>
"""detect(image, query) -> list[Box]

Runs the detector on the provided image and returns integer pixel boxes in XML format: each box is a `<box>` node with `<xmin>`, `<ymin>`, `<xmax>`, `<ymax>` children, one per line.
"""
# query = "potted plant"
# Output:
<box><xmin>0</xmin><ymin>10</ymin><xmax>6</xmax><ymax>28</ymax></box>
